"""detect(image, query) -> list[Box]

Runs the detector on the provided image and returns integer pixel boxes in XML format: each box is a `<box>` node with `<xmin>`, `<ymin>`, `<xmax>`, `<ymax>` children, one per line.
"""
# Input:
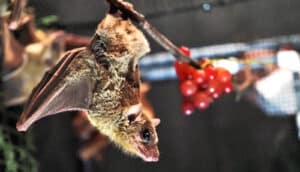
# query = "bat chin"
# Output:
<box><xmin>136</xmin><ymin>144</ymin><xmax>159</xmax><ymax>162</ymax></box>
<box><xmin>139</xmin><ymin>154</ymin><xmax>159</xmax><ymax>162</ymax></box>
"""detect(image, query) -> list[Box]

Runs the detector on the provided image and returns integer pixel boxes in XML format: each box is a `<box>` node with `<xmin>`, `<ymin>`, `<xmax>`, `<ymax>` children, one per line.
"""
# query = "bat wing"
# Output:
<box><xmin>17</xmin><ymin>47</ymin><xmax>94</xmax><ymax>131</ymax></box>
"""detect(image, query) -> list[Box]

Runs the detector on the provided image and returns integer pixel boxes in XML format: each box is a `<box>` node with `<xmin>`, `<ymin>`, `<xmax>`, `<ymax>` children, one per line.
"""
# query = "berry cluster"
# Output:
<box><xmin>174</xmin><ymin>46</ymin><xmax>233</xmax><ymax>116</ymax></box>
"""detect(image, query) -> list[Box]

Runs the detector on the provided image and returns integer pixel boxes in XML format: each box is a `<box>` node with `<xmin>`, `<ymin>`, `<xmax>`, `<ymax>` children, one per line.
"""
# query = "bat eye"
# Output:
<box><xmin>141</xmin><ymin>128</ymin><xmax>151</xmax><ymax>143</ymax></box>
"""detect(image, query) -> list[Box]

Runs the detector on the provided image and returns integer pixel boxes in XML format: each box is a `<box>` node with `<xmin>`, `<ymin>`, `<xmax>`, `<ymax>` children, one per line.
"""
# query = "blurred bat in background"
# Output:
<box><xmin>2</xmin><ymin>10</ymin><xmax>90</xmax><ymax>106</ymax></box>
<box><xmin>2</xmin><ymin>17</ymin><xmax>25</xmax><ymax>76</ymax></box>
<box><xmin>16</xmin><ymin>11</ymin><xmax>161</xmax><ymax>162</ymax></box>
<box><xmin>9</xmin><ymin>0</ymin><xmax>27</xmax><ymax>30</ymax></box>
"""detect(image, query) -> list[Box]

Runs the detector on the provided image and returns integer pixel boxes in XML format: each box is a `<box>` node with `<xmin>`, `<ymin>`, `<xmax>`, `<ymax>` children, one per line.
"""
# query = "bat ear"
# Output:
<box><xmin>126</xmin><ymin>104</ymin><xmax>142</xmax><ymax>116</ymax></box>
<box><xmin>126</xmin><ymin>104</ymin><xmax>142</xmax><ymax>123</ymax></box>
<box><xmin>151</xmin><ymin>118</ymin><xmax>160</xmax><ymax>127</ymax></box>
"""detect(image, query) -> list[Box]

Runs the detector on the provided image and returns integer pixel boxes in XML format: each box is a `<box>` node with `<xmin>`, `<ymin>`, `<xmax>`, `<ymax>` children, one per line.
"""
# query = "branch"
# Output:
<box><xmin>106</xmin><ymin>0</ymin><xmax>201</xmax><ymax>69</ymax></box>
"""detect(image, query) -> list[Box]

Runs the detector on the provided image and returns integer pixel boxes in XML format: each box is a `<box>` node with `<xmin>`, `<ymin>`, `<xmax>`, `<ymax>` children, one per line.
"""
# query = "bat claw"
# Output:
<box><xmin>16</xmin><ymin>121</ymin><xmax>28</xmax><ymax>132</ymax></box>
<box><xmin>16</xmin><ymin>112</ymin><xmax>39</xmax><ymax>131</ymax></box>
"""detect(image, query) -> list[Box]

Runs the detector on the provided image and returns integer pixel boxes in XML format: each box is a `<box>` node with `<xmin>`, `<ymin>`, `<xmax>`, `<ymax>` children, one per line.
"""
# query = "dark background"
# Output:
<box><xmin>25</xmin><ymin>0</ymin><xmax>300</xmax><ymax>171</ymax></box>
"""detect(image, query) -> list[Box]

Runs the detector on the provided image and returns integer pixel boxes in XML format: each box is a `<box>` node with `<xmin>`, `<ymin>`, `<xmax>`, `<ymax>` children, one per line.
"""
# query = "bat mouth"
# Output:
<box><xmin>136</xmin><ymin>144</ymin><xmax>159</xmax><ymax>162</ymax></box>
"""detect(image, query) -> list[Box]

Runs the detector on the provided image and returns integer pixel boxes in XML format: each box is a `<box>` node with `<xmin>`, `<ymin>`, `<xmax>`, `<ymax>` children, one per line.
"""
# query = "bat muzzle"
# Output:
<box><xmin>137</xmin><ymin>144</ymin><xmax>160</xmax><ymax>162</ymax></box>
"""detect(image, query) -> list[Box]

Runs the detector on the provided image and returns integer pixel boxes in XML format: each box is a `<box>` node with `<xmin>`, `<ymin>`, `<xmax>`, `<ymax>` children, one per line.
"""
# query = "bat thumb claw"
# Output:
<box><xmin>16</xmin><ymin>112</ymin><xmax>39</xmax><ymax>132</ymax></box>
<box><xmin>16</xmin><ymin>121</ymin><xmax>28</xmax><ymax>132</ymax></box>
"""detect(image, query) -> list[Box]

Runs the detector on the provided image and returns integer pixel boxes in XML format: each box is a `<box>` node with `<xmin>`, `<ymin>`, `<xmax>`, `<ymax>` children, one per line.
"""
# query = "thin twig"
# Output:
<box><xmin>106</xmin><ymin>0</ymin><xmax>201</xmax><ymax>69</ymax></box>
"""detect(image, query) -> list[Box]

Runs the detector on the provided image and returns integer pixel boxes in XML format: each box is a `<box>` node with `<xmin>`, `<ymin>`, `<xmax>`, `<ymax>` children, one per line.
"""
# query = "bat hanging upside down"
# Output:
<box><xmin>16</xmin><ymin>13</ymin><xmax>161</xmax><ymax>162</ymax></box>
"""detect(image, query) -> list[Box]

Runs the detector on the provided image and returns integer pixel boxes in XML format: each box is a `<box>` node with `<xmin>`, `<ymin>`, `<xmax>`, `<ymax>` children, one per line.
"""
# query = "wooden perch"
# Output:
<box><xmin>106</xmin><ymin>0</ymin><xmax>201</xmax><ymax>69</ymax></box>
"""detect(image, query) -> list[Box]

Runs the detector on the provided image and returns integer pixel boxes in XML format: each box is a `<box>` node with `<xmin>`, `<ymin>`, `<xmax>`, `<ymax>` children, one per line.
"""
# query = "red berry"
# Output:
<box><xmin>212</xmin><ymin>92</ymin><xmax>221</xmax><ymax>99</ymax></box>
<box><xmin>174</xmin><ymin>61</ymin><xmax>186</xmax><ymax>81</ymax></box>
<box><xmin>181</xmin><ymin>102</ymin><xmax>195</xmax><ymax>116</ymax></box>
<box><xmin>216</xmin><ymin>68</ymin><xmax>232</xmax><ymax>83</ymax></box>
<box><xmin>207</xmin><ymin>80</ymin><xmax>223</xmax><ymax>99</ymax></box>
<box><xmin>193</xmin><ymin>92</ymin><xmax>211</xmax><ymax>110</ymax></box>
<box><xmin>223</xmin><ymin>82</ymin><xmax>233</xmax><ymax>94</ymax></box>
<box><xmin>207</xmin><ymin>80</ymin><xmax>219</xmax><ymax>94</ymax></box>
<box><xmin>192</xmin><ymin>70</ymin><xmax>206</xmax><ymax>85</ymax></box>
<box><xmin>181</xmin><ymin>63</ymin><xmax>196</xmax><ymax>79</ymax></box>
<box><xmin>180</xmin><ymin>80</ymin><xmax>197</xmax><ymax>97</ymax></box>
<box><xmin>174</xmin><ymin>61</ymin><xmax>196</xmax><ymax>80</ymax></box>
<box><xmin>179</xmin><ymin>46</ymin><xmax>191</xmax><ymax>57</ymax></box>
<box><xmin>204</xmin><ymin>65</ymin><xmax>217</xmax><ymax>81</ymax></box>
<box><xmin>199</xmin><ymin>82</ymin><xmax>209</xmax><ymax>90</ymax></box>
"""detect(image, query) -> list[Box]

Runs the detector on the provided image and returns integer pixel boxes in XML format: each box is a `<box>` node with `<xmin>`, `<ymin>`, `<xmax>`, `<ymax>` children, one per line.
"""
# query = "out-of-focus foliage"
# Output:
<box><xmin>0</xmin><ymin>111</ymin><xmax>37</xmax><ymax>172</ymax></box>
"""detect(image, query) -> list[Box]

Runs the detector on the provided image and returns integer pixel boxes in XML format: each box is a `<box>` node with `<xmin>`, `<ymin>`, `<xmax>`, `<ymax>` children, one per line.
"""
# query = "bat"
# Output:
<box><xmin>2</xmin><ymin>4</ymin><xmax>93</xmax><ymax>107</ymax></box>
<box><xmin>2</xmin><ymin>10</ymin><xmax>66</xmax><ymax>106</ymax></box>
<box><xmin>3</xmin><ymin>11</ymin><xmax>38</xmax><ymax>81</ymax></box>
<box><xmin>3</xmin><ymin>30</ymin><xmax>65</xmax><ymax>106</ymax></box>
<box><xmin>16</xmin><ymin>13</ymin><xmax>161</xmax><ymax>162</ymax></box>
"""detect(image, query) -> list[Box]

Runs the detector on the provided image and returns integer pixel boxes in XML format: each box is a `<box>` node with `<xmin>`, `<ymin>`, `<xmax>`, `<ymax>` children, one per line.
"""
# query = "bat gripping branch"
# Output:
<box><xmin>106</xmin><ymin>0</ymin><xmax>201</xmax><ymax>69</ymax></box>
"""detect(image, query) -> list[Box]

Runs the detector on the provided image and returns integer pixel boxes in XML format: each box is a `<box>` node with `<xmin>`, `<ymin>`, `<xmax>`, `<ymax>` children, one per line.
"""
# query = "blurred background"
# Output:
<box><xmin>2</xmin><ymin>0</ymin><xmax>300</xmax><ymax>171</ymax></box>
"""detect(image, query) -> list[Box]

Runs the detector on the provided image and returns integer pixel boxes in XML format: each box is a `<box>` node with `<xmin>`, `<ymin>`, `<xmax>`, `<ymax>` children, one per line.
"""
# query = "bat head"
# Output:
<box><xmin>113</xmin><ymin>104</ymin><xmax>160</xmax><ymax>162</ymax></box>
